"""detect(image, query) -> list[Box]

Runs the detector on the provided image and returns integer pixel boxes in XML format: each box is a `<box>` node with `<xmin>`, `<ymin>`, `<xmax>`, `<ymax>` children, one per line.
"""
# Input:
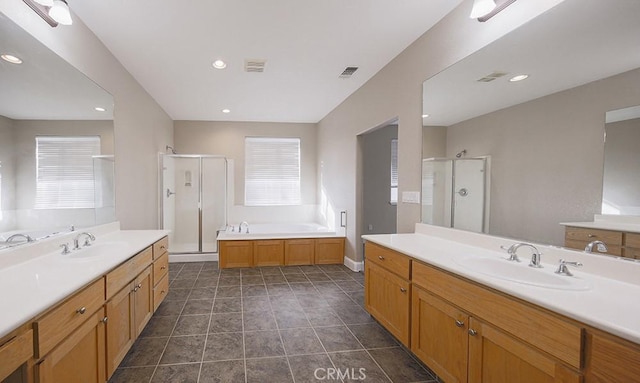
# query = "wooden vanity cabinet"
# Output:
<box><xmin>220</xmin><ymin>238</ymin><xmax>345</xmax><ymax>268</ymax></box>
<box><xmin>284</xmin><ymin>239</ymin><xmax>315</xmax><ymax>265</ymax></box>
<box><xmin>36</xmin><ymin>309</ymin><xmax>106</xmax><ymax>383</ymax></box>
<box><xmin>254</xmin><ymin>240</ymin><xmax>284</xmax><ymax>266</ymax></box>
<box><xmin>564</xmin><ymin>226</ymin><xmax>623</xmax><ymax>256</ymax></box>
<box><xmin>584</xmin><ymin>329</ymin><xmax>640</xmax><ymax>382</ymax></box>
<box><xmin>364</xmin><ymin>242</ymin><xmax>411</xmax><ymax>346</ymax></box>
<box><xmin>315</xmin><ymin>238</ymin><xmax>345</xmax><ymax>264</ymax></box>
<box><xmin>0</xmin><ymin>325</ymin><xmax>33</xmax><ymax>383</ymax></box>
<box><xmin>219</xmin><ymin>240</ymin><xmax>254</xmax><ymax>268</ymax></box>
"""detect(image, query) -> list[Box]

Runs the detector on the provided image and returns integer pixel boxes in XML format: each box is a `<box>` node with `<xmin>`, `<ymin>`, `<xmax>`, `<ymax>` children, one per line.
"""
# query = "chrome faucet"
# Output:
<box><xmin>584</xmin><ymin>240</ymin><xmax>608</xmax><ymax>253</ymax></box>
<box><xmin>502</xmin><ymin>243</ymin><xmax>542</xmax><ymax>268</ymax></box>
<box><xmin>73</xmin><ymin>232</ymin><xmax>95</xmax><ymax>250</ymax></box>
<box><xmin>555</xmin><ymin>259</ymin><xmax>583</xmax><ymax>276</ymax></box>
<box><xmin>239</xmin><ymin>221</ymin><xmax>250</xmax><ymax>234</ymax></box>
<box><xmin>6</xmin><ymin>233</ymin><xmax>34</xmax><ymax>243</ymax></box>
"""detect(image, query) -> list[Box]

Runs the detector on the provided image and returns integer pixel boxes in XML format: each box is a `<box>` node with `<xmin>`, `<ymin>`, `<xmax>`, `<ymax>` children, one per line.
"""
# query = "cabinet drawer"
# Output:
<box><xmin>153</xmin><ymin>274</ymin><xmax>169</xmax><ymax>312</ymax></box>
<box><xmin>106</xmin><ymin>246</ymin><xmax>153</xmax><ymax>299</ymax></box>
<box><xmin>564</xmin><ymin>239</ymin><xmax>622</xmax><ymax>256</ymax></box>
<box><xmin>0</xmin><ymin>328</ymin><xmax>33</xmax><ymax>381</ymax></box>
<box><xmin>153</xmin><ymin>236</ymin><xmax>169</xmax><ymax>260</ymax></box>
<box><xmin>564</xmin><ymin>227</ymin><xmax>622</xmax><ymax>245</ymax></box>
<box><xmin>153</xmin><ymin>252</ymin><xmax>169</xmax><ymax>286</ymax></box>
<box><xmin>413</xmin><ymin>261</ymin><xmax>583</xmax><ymax>369</ymax></box>
<box><xmin>35</xmin><ymin>278</ymin><xmax>105</xmax><ymax>358</ymax></box>
<box><xmin>624</xmin><ymin>232</ymin><xmax>640</xmax><ymax>248</ymax></box>
<box><xmin>364</xmin><ymin>242</ymin><xmax>410</xmax><ymax>279</ymax></box>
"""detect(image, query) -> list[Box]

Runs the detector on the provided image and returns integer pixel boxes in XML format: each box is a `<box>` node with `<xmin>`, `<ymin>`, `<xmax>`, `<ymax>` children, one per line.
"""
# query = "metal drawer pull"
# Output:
<box><xmin>378</xmin><ymin>255</ymin><xmax>384</xmax><ymax>260</ymax></box>
<box><xmin>400</xmin><ymin>287</ymin><xmax>407</xmax><ymax>293</ymax></box>
<box><xmin>468</xmin><ymin>329</ymin><xmax>478</xmax><ymax>336</ymax></box>
<box><xmin>133</xmin><ymin>283</ymin><xmax>142</xmax><ymax>292</ymax></box>
<box><xmin>76</xmin><ymin>307</ymin><xmax>87</xmax><ymax>314</ymax></box>
<box><xmin>455</xmin><ymin>320</ymin><xmax>464</xmax><ymax>328</ymax></box>
<box><xmin>101</xmin><ymin>317</ymin><xmax>108</xmax><ymax>324</ymax></box>
<box><xmin>588</xmin><ymin>234</ymin><xmax>596</xmax><ymax>238</ymax></box>
<box><xmin>160</xmin><ymin>245</ymin><xmax>166</xmax><ymax>250</ymax></box>
<box><xmin>161</xmin><ymin>266</ymin><xmax>166</xmax><ymax>270</ymax></box>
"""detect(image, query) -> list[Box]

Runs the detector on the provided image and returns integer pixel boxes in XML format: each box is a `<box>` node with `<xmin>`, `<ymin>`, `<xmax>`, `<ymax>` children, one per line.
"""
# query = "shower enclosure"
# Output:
<box><xmin>160</xmin><ymin>155</ymin><xmax>227</xmax><ymax>254</ymax></box>
<box><xmin>422</xmin><ymin>157</ymin><xmax>487</xmax><ymax>233</ymax></box>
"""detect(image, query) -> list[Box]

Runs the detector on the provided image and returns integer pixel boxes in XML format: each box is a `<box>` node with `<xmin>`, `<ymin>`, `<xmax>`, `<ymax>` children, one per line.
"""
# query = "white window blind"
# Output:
<box><xmin>245</xmin><ymin>137</ymin><xmax>301</xmax><ymax>206</ymax></box>
<box><xmin>35</xmin><ymin>136</ymin><xmax>101</xmax><ymax>209</ymax></box>
<box><xmin>390</xmin><ymin>139</ymin><xmax>398</xmax><ymax>204</ymax></box>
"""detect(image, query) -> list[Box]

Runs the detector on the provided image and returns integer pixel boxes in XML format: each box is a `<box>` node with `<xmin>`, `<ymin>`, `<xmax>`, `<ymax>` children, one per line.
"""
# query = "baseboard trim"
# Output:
<box><xmin>343</xmin><ymin>256</ymin><xmax>364</xmax><ymax>272</ymax></box>
<box><xmin>169</xmin><ymin>253</ymin><xmax>218</xmax><ymax>263</ymax></box>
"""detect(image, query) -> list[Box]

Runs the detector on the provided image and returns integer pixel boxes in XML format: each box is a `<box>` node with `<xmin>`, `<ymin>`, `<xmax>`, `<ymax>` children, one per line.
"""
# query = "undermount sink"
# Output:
<box><xmin>454</xmin><ymin>255</ymin><xmax>591</xmax><ymax>291</ymax></box>
<box><xmin>63</xmin><ymin>241</ymin><xmax>129</xmax><ymax>260</ymax></box>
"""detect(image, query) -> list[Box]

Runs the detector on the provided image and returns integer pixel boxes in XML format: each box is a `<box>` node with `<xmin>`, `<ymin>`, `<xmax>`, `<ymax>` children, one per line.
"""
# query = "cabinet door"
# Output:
<box><xmin>219</xmin><ymin>241</ymin><xmax>253</xmax><ymax>268</ymax></box>
<box><xmin>411</xmin><ymin>287</ymin><xmax>468</xmax><ymax>383</ymax></box>
<box><xmin>284</xmin><ymin>239</ymin><xmax>314</xmax><ymax>265</ymax></box>
<box><xmin>364</xmin><ymin>261</ymin><xmax>410</xmax><ymax>346</ymax></box>
<box><xmin>585</xmin><ymin>331</ymin><xmax>640</xmax><ymax>383</ymax></box>
<box><xmin>133</xmin><ymin>266</ymin><xmax>153</xmax><ymax>337</ymax></box>
<box><xmin>37</xmin><ymin>309</ymin><xmax>106</xmax><ymax>383</ymax></box>
<box><xmin>315</xmin><ymin>238</ymin><xmax>344</xmax><ymax>264</ymax></box>
<box><xmin>105</xmin><ymin>284</ymin><xmax>135</xmax><ymax>379</ymax></box>
<box><xmin>468</xmin><ymin>318</ymin><xmax>582</xmax><ymax>383</ymax></box>
<box><xmin>254</xmin><ymin>240</ymin><xmax>284</xmax><ymax>266</ymax></box>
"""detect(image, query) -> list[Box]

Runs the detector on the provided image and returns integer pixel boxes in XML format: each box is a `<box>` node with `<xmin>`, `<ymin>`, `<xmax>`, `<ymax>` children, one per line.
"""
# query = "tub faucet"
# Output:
<box><xmin>585</xmin><ymin>240</ymin><xmax>608</xmax><ymax>253</ymax></box>
<box><xmin>239</xmin><ymin>221</ymin><xmax>250</xmax><ymax>234</ymax></box>
<box><xmin>501</xmin><ymin>243</ymin><xmax>542</xmax><ymax>268</ymax></box>
<box><xmin>6</xmin><ymin>233</ymin><xmax>34</xmax><ymax>243</ymax></box>
<box><xmin>73</xmin><ymin>232</ymin><xmax>96</xmax><ymax>250</ymax></box>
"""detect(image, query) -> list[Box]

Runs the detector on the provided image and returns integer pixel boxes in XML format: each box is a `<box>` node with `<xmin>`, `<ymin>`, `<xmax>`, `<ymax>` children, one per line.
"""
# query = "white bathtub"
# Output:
<box><xmin>217</xmin><ymin>222</ymin><xmax>340</xmax><ymax>240</ymax></box>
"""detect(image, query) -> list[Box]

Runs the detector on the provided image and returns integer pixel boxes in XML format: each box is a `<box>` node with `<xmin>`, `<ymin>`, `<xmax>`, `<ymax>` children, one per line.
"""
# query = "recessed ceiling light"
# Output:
<box><xmin>422</xmin><ymin>114</ymin><xmax>430</xmax><ymax>118</ymax></box>
<box><xmin>222</xmin><ymin>109</ymin><xmax>230</xmax><ymax>114</ymax></box>
<box><xmin>212</xmin><ymin>59</ymin><xmax>227</xmax><ymax>69</ymax></box>
<box><xmin>94</xmin><ymin>107</ymin><xmax>106</xmax><ymax>112</ymax></box>
<box><xmin>509</xmin><ymin>74</ymin><xmax>529</xmax><ymax>82</ymax></box>
<box><xmin>1</xmin><ymin>54</ymin><xmax>23</xmax><ymax>64</ymax></box>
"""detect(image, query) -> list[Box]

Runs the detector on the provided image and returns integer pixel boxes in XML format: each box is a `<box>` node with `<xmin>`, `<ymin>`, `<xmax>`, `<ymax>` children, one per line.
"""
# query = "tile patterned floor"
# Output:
<box><xmin>109</xmin><ymin>262</ymin><xmax>437</xmax><ymax>383</ymax></box>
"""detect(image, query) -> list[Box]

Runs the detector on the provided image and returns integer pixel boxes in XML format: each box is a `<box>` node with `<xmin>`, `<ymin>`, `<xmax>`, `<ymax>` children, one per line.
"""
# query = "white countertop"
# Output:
<box><xmin>561</xmin><ymin>214</ymin><xmax>640</xmax><ymax>233</ymax></box>
<box><xmin>0</xmin><ymin>225</ymin><xmax>168</xmax><ymax>339</ymax></box>
<box><xmin>362</xmin><ymin>224</ymin><xmax>640</xmax><ymax>344</ymax></box>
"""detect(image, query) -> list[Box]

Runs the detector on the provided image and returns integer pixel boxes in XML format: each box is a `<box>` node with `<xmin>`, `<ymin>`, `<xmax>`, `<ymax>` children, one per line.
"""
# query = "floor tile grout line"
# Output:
<box><xmin>195</xmin><ymin>264</ymin><xmax>221</xmax><ymax>383</ymax></box>
<box><xmin>267</xmin><ymin>279</ymin><xmax>299</xmax><ymax>383</ymax></box>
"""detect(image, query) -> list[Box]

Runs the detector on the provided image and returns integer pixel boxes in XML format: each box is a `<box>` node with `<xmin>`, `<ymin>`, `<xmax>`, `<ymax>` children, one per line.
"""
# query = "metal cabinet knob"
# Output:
<box><xmin>400</xmin><ymin>287</ymin><xmax>407</xmax><ymax>293</ymax></box>
<box><xmin>161</xmin><ymin>266</ymin><xmax>166</xmax><ymax>270</ymax></box>
<box><xmin>588</xmin><ymin>234</ymin><xmax>596</xmax><ymax>238</ymax></box>
<box><xmin>101</xmin><ymin>317</ymin><xmax>108</xmax><ymax>324</ymax></box>
<box><xmin>455</xmin><ymin>320</ymin><xmax>464</xmax><ymax>328</ymax></box>
<box><xmin>468</xmin><ymin>329</ymin><xmax>478</xmax><ymax>336</ymax></box>
<box><xmin>76</xmin><ymin>307</ymin><xmax>87</xmax><ymax>314</ymax></box>
<box><xmin>378</xmin><ymin>256</ymin><xmax>384</xmax><ymax>260</ymax></box>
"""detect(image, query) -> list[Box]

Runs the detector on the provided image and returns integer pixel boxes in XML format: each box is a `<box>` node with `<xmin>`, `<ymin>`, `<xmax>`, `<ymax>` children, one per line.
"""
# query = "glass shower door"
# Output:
<box><xmin>163</xmin><ymin>156</ymin><xmax>201</xmax><ymax>253</ymax></box>
<box><xmin>452</xmin><ymin>158</ymin><xmax>486</xmax><ymax>232</ymax></box>
<box><xmin>422</xmin><ymin>159</ymin><xmax>453</xmax><ymax>227</ymax></box>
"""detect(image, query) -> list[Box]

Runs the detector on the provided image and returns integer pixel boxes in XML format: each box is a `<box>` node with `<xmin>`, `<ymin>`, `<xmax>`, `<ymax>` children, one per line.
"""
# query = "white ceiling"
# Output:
<box><xmin>422</xmin><ymin>0</ymin><xmax>640</xmax><ymax>126</ymax></box>
<box><xmin>69</xmin><ymin>0</ymin><xmax>462</xmax><ymax>123</ymax></box>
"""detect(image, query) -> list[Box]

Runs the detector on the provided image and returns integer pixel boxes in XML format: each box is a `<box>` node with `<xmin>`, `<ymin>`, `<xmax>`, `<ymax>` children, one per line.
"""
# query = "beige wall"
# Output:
<box><xmin>317</xmin><ymin>0</ymin><xmax>565</xmax><ymax>262</ymax></box>
<box><xmin>174</xmin><ymin>120</ymin><xmax>317</xmax><ymax>206</ymax></box>
<box><xmin>0</xmin><ymin>116</ymin><xmax>15</xmax><ymax>229</ymax></box>
<box><xmin>446</xmin><ymin>67</ymin><xmax>640</xmax><ymax>246</ymax></box>
<box><xmin>603</xmin><ymin>117</ymin><xmax>640</xmax><ymax>215</ymax></box>
<box><xmin>422</xmin><ymin>126</ymin><xmax>447</xmax><ymax>159</ymax></box>
<box><xmin>1</xmin><ymin>2</ymin><xmax>173</xmax><ymax>230</ymax></box>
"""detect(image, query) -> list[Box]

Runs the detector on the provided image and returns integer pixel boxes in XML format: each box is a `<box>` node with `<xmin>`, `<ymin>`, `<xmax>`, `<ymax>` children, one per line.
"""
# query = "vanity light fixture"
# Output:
<box><xmin>509</xmin><ymin>74</ymin><xmax>529</xmax><ymax>82</ymax></box>
<box><xmin>49</xmin><ymin>0</ymin><xmax>73</xmax><ymax>25</ymax></box>
<box><xmin>222</xmin><ymin>109</ymin><xmax>231</xmax><ymax>114</ymax></box>
<box><xmin>33</xmin><ymin>0</ymin><xmax>53</xmax><ymax>6</ymax></box>
<box><xmin>212</xmin><ymin>59</ymin><xmax>227</xmax><ymax>69</ymax></box>
<box><xmin>469</xmin><ymin>0</ymin><xmax>496</xmax><ymax>19</ymax></box>
<box><xmin>94</xmin><ymin>107</ymin><xmax>106</xmax><ymax>112</ymax></box>
<box><xmin>1</xmin><ymin>54</ymin><xmax>23</xmax><ymax>64</ymax></box>
<box><xmin>422</xmin><ymin>114</ymin><xmax>430</xmax><ymax>118</ymax></box>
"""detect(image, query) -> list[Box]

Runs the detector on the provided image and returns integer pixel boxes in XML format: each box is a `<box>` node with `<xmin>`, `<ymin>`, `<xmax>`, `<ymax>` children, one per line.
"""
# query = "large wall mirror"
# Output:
<box><xmin>421</xmin><ymin>0</ymin><xmax>640</xmax><ymax>246</ymax></box>
<box><xmin>0</xmin><ymin>14</ymin><xmax>115</xmax><ymax>246</ymax></box>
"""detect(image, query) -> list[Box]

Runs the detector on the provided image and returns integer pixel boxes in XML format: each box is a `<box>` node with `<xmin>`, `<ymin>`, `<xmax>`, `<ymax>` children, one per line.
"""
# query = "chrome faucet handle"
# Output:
<box><xmin>500</xmin><ymin>245</ymin><xmax>520</xmax><ymax>262</ymax></box>
<box><xmin>84</xmin><ymin>237</ymin><xmax>93</xmax><ymax>247</ymax></box>
<box><xmin>555</xmin><ymin>259</ymin><xmax>583</xmax><ymax>276</ymax></box>
<box><xmin>60</xmin><ymin>243</ymin><xmax>71</xmax><ymax>254</ymax></box>
<box><xmin>529</xmin><ymin>251</ymin><xmax>543</xmax><ymax>268</ymax></box>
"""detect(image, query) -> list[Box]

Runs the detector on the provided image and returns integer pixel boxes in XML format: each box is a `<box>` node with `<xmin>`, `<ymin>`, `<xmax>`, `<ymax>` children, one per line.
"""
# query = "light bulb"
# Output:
<box><xmin>470</xmin><ymin>0</ymin><xmax>496</xmax><ymax>19</ymax></box>
<box><xmin>49</xmin><ymin>0</ymin><xmax>73</xmax><ymax>25</ymax></box>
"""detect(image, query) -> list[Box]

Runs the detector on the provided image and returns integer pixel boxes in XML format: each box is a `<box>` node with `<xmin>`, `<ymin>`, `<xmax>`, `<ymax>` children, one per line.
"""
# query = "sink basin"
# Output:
<box><xmin>63</xmin><ymin>241</ymin><xmax>130</xmax><ymax>260</ymax></box>
<box><xmin>454</xmin><ymin>255</ymin><xmax>591</xmax><ymax>291</ymax></box>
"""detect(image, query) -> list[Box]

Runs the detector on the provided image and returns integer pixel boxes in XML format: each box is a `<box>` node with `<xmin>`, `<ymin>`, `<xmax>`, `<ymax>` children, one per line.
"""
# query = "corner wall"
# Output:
<box><xmin>1</xmin><ymin>1</ymin><xmax>174</xmax><ymax>229</ymax></box>
<box><xmin>317</xmin><ymin>0</ymin><xmax>565</xmax><ymax>262</ymax></box>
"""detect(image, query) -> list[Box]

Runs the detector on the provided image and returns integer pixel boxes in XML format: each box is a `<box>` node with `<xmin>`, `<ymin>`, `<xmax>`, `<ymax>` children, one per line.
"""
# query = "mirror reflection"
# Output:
<box><xmin>421</xmin><ymin>0</ymin><xmax>640</xmax><ymax>246</ymax></box>
<box><xmin>0</xmin><ymin>14</ymin><xmax>115</xmax><ymax>249</ymax></box>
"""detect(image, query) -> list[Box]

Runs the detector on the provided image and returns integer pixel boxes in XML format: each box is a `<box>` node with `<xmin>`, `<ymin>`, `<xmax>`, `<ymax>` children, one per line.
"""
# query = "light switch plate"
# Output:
<box><xmin>401</xmin><ymin>191</ymin><xmax>421</xmax><ymax>204</ymax></box>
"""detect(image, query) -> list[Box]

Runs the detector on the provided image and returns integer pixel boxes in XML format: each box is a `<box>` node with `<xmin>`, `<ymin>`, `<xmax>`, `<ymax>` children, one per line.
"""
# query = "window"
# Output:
<box><xmin>390</xmin><ymin>139</ymin><xmax>398</xmax><ymax>204</ymax></box>
<box><xmin>35</xmin><ymin>136</ymin><xmax>101</xmax><ymax>209</ymax></box>
<box><xmin>245</xmin><ymin>137</ymin><xmax>301</xmax><ymax>206</ymax></box>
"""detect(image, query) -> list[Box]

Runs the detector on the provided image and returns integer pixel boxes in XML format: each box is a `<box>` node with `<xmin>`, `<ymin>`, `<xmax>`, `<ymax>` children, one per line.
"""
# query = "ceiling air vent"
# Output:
<box><xmin>245</xmin><ymin>59</ymin><xmax>266</xmax><ymax>73</ymax></box>
<box><xmin>339</xmin><ymin>66</ymin><xmax>359</xmax><ymax>78</ymax></box>
<box><xmin>476</xmin><ymin>71</ymin><xmax>508</xmax><ymax>83</ymax></box>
